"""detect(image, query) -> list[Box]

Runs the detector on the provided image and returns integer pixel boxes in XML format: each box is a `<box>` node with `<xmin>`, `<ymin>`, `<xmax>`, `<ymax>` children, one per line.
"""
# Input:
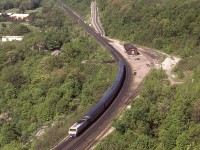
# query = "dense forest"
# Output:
<box><xmin>0</xmin><ymin>0</ymin><xmax>42</xmax><ymax>13</ymax></box>
<box><xmin>62</xmin><ymin>0</ymin><xmax>91</xmax><ymax>17</ymax></box>
<box><xmin>96</xmin><ymin>68</ymin><xmax>200</xmax><ymax>149</ymax></box>
<box><xmin>97</xmin><ymin>0</ymin><xmax>200</xmax><ymax>78</ymax></box>
<box><xmin>93</xmin><ymin>0</ymin><xmax>200</xmax><ymax>149</ymax></box>
<box><xmin>0</xmin><ymin>0</ymin><xmax>117</xmax><ymax>149</ymax></box>
<box><xmin>1</xmin><ymin>0</ymin><xmax>200</xmax><ymax>149</ymax></box>
<box><xmin>58</xmin><ymin>0</ymin><xmax>200</xmax><ymax>149</ymax></box>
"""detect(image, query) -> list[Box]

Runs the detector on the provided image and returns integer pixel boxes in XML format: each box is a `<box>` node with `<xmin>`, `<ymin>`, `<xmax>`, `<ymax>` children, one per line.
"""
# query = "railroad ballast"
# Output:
<box><xmin>68</xmin><ymin>60</ymin><xmax>126</xmax><ymax>137</ymax></box>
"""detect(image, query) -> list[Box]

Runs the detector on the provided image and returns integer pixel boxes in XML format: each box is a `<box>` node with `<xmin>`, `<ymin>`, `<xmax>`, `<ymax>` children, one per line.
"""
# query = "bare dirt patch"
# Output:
<box><xmin>137</xmin><ymin>46</ymin><xmax>182</xmax><ymax>85</ymax></box>
<box><xmin>107</xmin><ymin>39</ymin><xmax>151</xmax><ymax>88</ymax></box>
<box><xmin>161</xmin><ymin>56</ymin><xmax>181</xmax><ymax>84</ymax></box>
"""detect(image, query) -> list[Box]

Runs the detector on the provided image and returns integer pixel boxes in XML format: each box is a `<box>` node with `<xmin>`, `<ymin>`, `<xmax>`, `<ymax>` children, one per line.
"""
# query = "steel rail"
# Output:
<box><xmin>52</xmin><ymin>0</ymin><xmax>133</xmax><ymax>150</ymax></box>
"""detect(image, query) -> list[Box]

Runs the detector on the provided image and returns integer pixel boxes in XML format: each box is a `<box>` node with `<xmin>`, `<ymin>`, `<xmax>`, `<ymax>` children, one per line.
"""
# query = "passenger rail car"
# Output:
<box><xmin>68</xmin><ymin>60</ymin><xmax>126</xmax><ymax>137</ymax></box>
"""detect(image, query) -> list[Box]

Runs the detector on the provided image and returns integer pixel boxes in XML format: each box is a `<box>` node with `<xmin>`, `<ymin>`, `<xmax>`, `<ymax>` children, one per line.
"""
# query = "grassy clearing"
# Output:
<box><xmin>21</xmin><ymin>23</ymin><xmax>40</xmax><ymax>32</ymax></box>
<box><xmin>5</xmin><ymin>7</ymin><xmax>42</xmax><ymax>14</ymax></box>
<box><xmin>0</xmin><ymin>22</ymin><xmax>12</xmax><ymax>28</ymax></box>
<box><xmin>5</xmin><ymin>8</ymin><xmax>18</xmax><ymax>13</ymax></box>
<box><xmin>25</xmin><ymin>7</ymin><xmax>42</xmax><ymax>13</ymax></box>
<box><xmin>0</xmin><ymin>22</ymin><xmax>40</xmax><ymax>36</ymax></box>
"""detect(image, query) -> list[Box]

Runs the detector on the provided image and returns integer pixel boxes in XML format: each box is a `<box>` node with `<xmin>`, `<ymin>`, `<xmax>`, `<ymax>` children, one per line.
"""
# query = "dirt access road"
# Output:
<box><xmin>90</xmin><ymin>1</ymin><xmax>181</xmax><ymax>149</ymax></box>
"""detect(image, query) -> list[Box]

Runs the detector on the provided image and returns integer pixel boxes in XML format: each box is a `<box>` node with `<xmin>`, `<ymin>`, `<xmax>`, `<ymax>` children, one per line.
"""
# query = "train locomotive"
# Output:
<box><xmin>68</xmin><ymin>60</ymin><xmax>126</xmax><ymax>137</ymax></box>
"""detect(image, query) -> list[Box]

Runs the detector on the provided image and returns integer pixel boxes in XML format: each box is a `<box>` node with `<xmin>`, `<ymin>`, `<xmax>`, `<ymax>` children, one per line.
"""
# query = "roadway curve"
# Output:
<box><xmin>53</xmin><ymin>0</ymin><xmax>133</xmax><ymax>150</ymax></box>
<box><xmin>91</xmin><ymin>1</ymin><xmax>105</xmax><ymax>36</ymax></box>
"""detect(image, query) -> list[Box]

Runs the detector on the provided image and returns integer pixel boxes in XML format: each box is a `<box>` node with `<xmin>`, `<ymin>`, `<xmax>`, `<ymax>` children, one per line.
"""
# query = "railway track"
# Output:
<box><xmin>51</xmin><ymin>0</ymin><xmax>161</xmax><ymax>149</ymax></box>
<box><xmin>84</xmin><ymin>82</ymin><xmax>144</xmax><ymax>150</ymax></box>
<box><xmin>52</xmin><ymin>0</ymin><xmax>134</xmax><ymax>150</ymax></box>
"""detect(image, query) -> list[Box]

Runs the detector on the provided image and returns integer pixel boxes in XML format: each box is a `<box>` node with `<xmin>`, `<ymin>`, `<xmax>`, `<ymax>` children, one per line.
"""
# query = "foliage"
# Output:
<box><xmin>0</xmin><ymin>0</ymin><xmax>42</xmax><ymax>12</ymax></box>
<box><xmin>97</xmin><ymin>0</ymin><xmax>200</xmax><ymax>77</ymax></box>
<box><xmin>1</xmin><ymin>23</ymin><xmax>30</xmax><ymax>36</ymax></box>
<box><xmin>98</xmin><ymin>0</ymin><xmax>200</xmax><ymax>55</ymax></box>
<box><xmin>96</xmin><ymin>67</ymin><xmax>200</xmax><ymax>149</ymax></box>
<box><xmin>92</xmin><ymin>2</ymin><xmax>200</xmax><ymax>148</ymax></box>
<box><xmin>0</xmin><ymin>0</ymin><xmax>117</xmax><ymax>149</ymax></box>
<box><xmin>63</xmin><ymin>0</ymin><xmax>91</xmax><ymax>18</ymax></box>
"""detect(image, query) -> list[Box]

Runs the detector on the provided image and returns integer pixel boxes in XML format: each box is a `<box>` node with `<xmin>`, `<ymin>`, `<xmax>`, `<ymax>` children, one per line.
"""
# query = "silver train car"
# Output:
<box><xmin>69</xmin><ymin>60</ymin><xmax>126</xmax><ymax>137</ymax></box>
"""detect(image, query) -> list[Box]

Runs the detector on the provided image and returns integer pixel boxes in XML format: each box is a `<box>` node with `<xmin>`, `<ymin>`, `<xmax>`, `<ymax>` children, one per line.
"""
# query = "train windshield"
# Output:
<box><xmin>77</xmin><ymin>119</ymin><xmax>86</xmax><ymax>124</ymax></box>
<box><xmin>69</xmin><ymin>129</ymin><xmax>76</xmax><ymax>132</ymax></box>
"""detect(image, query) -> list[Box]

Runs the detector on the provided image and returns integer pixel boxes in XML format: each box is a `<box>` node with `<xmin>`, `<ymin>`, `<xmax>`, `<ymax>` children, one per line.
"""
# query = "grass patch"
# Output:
<box><xmin>25</xmin><ymin>7</ymin><xmax>42</xmax><ymax>13</ymax></box>
<box><xmin>5</xmin><ymin>7</ymin><xmax>42</xmax><ymax>14</ymax></box>
<box><xmin>0</xmin><ymin>22</ymin><xmax>12</xmax><ymax>29</ymax></box>
<box><xmin>5</xmin><ymin>8</ymin><xmax>19</xmax><ymax>13</ymax></box>
<box><xmin>0</xmin><ymin>22</ymin><xmax>40</xmax><ymax>37</ymax></box>
<box><xmin>21</xmin><ymin>23</ymin><xmax>40</xmax><ymax>32</ymax></box>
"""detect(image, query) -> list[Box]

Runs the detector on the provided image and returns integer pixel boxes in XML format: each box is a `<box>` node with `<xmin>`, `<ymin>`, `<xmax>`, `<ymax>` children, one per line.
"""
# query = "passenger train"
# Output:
<box><xmin>68</xmin><ymin>60</ymin><xmax>126</xmax><ymax>137</ymax></box>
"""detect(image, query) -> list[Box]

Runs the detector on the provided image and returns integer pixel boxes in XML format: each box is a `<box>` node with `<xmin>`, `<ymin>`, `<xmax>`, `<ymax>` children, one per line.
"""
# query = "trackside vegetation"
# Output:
<box><xmin>97</xmin><ymin>0</ymin><xmax>200</xmax><ymax>79</ymax></box>
<box><xmin>96</xmin><ymin>69</ymin><xmax>200</xmax><ymax>149</ymax></box>
<box><xmin>92</xmin><ymin>0</ymin><xmax>200</xmax><ymax>149</ymax></box>
<box><xmin>1</xmin><ymin>0</ymin><xmax>200</xmax><ymax>149</ymax></box>
<box><xmin>0</xmin><ymin>0</ymin><xmax>117</xmax><ymax>149</ymax></box>
<box><xmin>0</xmin><ymin>0</ymin><xmax>42</xmax><ymax>13</ymax></box>
<box><xmin>62</xmin><ymin>0</ymin><xmax>91</xmax><ymax>18</ymax></box>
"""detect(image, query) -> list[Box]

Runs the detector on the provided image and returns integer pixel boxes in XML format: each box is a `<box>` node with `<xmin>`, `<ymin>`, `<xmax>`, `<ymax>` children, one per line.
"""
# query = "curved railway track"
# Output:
<box><xmin>52</xmin><ymin>0</ymin><xmax>145</xmax><ymax>149</ymax></box>
<box><xmin>84</xmin><ymin>82</ymin><xmax>144</xmax><ymax>150</ymax></box>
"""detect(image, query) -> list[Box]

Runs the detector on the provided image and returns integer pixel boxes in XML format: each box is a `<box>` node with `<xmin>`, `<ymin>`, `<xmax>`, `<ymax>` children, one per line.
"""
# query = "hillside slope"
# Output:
<box><xmin>98</xmin><ymin>0</ymin><xmax>200</xmax><ymax>78</ymax></box>
<box><xmin>0</xmin><ymin>0</ymin><xmax>117</xmax><ymax>149</ymax></box>
<box><xmin>98</xmin><ymin>0</ymin><xmax>200</xmax><ymax>55</ymax></box>
<box><xmin>94</xmin><ymin>0</ymin><xmax>200</xmax><ymax>149</ymax></box>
